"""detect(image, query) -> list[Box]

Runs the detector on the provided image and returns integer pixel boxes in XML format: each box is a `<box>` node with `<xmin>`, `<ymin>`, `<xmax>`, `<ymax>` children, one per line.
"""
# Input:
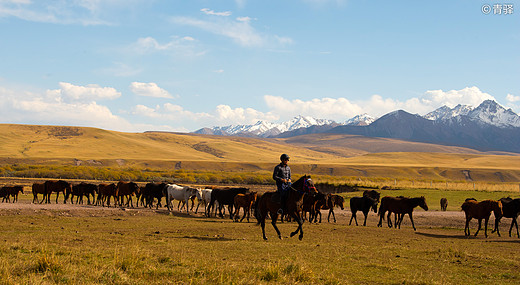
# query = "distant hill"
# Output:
<box><xmin>194</xmin><ymin>100</ymin><xmax>520</xmax><ymax>153</ymax></box>
<box><xmin>1</xmin><ymin>123</ymin><xmax>520</xmax><ymax>182</ymax></box>
<box><xmin>328</xmin><ymin>102</ymin><xmax>520</xmax><ymax>153</ymax></box>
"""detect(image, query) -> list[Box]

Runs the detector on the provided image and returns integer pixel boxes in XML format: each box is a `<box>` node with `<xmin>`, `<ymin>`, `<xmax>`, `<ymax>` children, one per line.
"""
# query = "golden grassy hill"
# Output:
<box><xmin>1</xmin><ymin>124</ymin><xmax>520</xmax><ymax>182</ymax></box>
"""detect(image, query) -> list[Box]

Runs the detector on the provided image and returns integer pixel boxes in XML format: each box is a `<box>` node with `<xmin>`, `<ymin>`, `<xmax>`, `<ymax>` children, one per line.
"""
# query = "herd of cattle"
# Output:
<box><xmin>1</xmin><ymin>180</ymin><xmax>519</xmax><ymax>238</ymax></box>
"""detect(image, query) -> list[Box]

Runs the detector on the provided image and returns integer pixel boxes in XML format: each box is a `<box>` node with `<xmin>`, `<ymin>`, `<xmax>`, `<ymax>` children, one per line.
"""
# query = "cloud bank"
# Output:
<box><xmin>0</xmin><ymin>83</ymin><xmax>507</xmax><ymax>132</ymax></box>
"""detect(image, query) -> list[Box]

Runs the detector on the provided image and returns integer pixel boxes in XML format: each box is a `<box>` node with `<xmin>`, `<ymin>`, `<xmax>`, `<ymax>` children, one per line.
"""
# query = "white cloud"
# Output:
<box><xmin>263</xmin><ymin>86</ymin><xmax>498</xmax><ymax>121</ymax></box>
<box><xmin>131</xmin><ymin>102</ymin><xmax>277</xmax><ymax>128</ymax></box>
<box><xmin>506</xmin><ymin>93</ymin><xmax>520</xmax><ymax>102</ymax></box>
<box><xmin>131</xmin><ymin>36</ymin><xmax>207</xmax><ymax>57</ymax></box>
<box><xmin>0</xmin><ymin>84</ymin><xmax>136</xmax><ymax>131</ymax></box>
<box><xmin>264</xmin><ymin>95</ymin><xmax>363</xmax><ymax>121</ymax></box>
<box><xmin>171</xmin><ymin>14</ymin><xmax>292</xmax><ymax>48</ymax></box>
<box><xmin>0</xmin><ymin>0</ymin><xmax>112</xmax><ymax>25</ymax></box>
<box><xmin>420</xmin><ymin>87</ymin><xmax>495</xmax><ymax>109</ymax></box>
<box><xmin>236</xmin><ymin>16</ymin><xmax>251</xmax><ymax>22</ymax></box>
<box><xmin>51</xmin><ymin>82</ymin><xmax>121</xmax><ymax>102</ymax></box>
<box><xmin>130</xmin><ymin>82</ymin><xmax>174</xmax><ymax>99</ymax></box>
<box><xmin>201</xmin><ymin>8</ymin><xmax>232</xmax><ymax>17</ymax></box>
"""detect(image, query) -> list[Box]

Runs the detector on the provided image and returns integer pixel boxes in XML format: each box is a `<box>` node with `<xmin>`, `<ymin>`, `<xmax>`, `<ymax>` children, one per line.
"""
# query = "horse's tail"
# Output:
<box><xmin>254</xmin><ymin>194</ymin><xmax>266</xmax><ymax>225</ymax></box>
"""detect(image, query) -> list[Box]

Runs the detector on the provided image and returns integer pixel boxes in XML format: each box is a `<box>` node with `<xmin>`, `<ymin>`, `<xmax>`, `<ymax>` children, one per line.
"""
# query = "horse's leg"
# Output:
<box><xmin>240</xmin><ymin>207</ymin><xmax>247</xmax><ymax>222</ymax></box>
<box><xmin>484</xmin><ymin>218</ymin><xmax>489</xmax><ymax>238</ymax></box>
<box><xmin>513</xmin><ymin>218</ymin><xmax>519</xmax><ymax>238</ymax></box>
<box><xmin>377</xmin><ymin>210</ymin><xmax>384</xmax><ymax>227</ymax></box>
<box><xmin>363</xmin><ymin>210</ymin><xmax>368</xmax><ymax>226</ymax></box>
<box><xmin>233</xmin><ymin>206</ymin><xmax>239</xmax><ymax>222</ymax></box>
<box><xmin>289</xmin><ymin>213</ymin><xmax>304</xmax><ymax>241</ymax></box>
<box><xmin>464</xmin><ymin>217</ymin><xmax>470</xmax><ymax>236</ymax></box>
<box><xmin>195</xmin><ymin>201</ymin><xmax>200</xmax><ymax>214</ymax></box>
<box><xmin>474</xmin><ymin>219</ymin><xmax>482</xmax><ymax>237</ymax></box>
<box><xmin>349</xmin><ymin>211</ymin><xmax>356</xmax><ymax>226</ymax></box>
<box><xmin>408</xmin><ymin>212</ymin><xmax>416</xmax><ymax>231</ymax></box>
<box><xmin>271</xmin><ymin>214</ymin><xmax>283</xmax><ymax>240</ymax></box>
<box><xmin>261</xmin><ymin>217</ymin><xmax>268</xmax><ymax>241</ymax></box>
<box><xmin>228</xmin><ymin>205</ymin><xmax>234</xmax><ymax>220</ymax></box>
<box><xmin>494</xmin><ymin>216</ymin><xmax>500</xmax><ymax>237</ymax></box>
<box><xmin>387</xmin><ymin>212</ymin><xmax>392</xmax><ymax>228</ymax></box>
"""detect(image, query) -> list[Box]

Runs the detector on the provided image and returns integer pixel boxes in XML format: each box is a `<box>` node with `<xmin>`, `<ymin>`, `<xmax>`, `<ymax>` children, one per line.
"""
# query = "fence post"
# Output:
<box><xmin>394</xmin><ymin>179</ymin><xmax>397</xmax><ymax>186</ymax></box>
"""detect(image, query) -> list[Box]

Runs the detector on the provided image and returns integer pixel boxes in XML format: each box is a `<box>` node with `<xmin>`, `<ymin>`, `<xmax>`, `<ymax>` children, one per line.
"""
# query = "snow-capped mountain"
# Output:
<box><xmin>467</xmin><ymin>100</ymin><xmax>520</xmax><ymax>128</ymax></box>
<box><xmin>344</xmin><ymin>113</ymin><xmax>376</xmax><ymax>126</ymax></box>
<box><xmin>425</xmin><ymin>100</ymin><xmax>520</xmax><ymax>128</ymax></box>
<box><xmin>195</xmin><ymin>115</ymin><xmax>335</xmax><ymax>137</ymax></box>
<box><xmin>424</xmin><ymin>104</ymin><xmax>473</xmax><ymax>121</ymax></box>
<box><xmin>194</xmin><ymin>100</ymin><xmax>520</xmax><ymax>152</ymax></box>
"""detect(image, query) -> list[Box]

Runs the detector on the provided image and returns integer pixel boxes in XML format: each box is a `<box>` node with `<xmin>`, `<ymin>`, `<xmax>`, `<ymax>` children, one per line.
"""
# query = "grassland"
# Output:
<box><xmin>1</xmin><ymin>188</ymin><xmax>520</xmax><ymax>285</ymax></box>
<box><xmin>1</xmin><ymin>124</ymin><xmax>520</xmax><ymax>184</ymax></box>
<box><xmin>1</xmin><ymin>124</ymin><xmax>519</xmax><ymax>284</ymax></box>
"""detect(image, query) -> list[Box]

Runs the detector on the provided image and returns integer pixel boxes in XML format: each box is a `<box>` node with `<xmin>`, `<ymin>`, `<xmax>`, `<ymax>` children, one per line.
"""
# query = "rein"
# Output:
<box><xmin>291</xmin><ymin>178</ymin><xmax>316</xmax><ymax>194</ymax></box>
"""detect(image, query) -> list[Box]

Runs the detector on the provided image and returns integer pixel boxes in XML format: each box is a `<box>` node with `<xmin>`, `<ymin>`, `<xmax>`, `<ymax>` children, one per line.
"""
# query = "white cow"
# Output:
<box><xmin>164</xmin><ymin>184</ymin><xmax>198</xmax><ymax>213</ymax></box>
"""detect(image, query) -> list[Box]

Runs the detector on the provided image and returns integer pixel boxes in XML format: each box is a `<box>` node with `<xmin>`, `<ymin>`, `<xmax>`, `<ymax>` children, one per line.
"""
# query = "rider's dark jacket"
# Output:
<box><xmin>273</xmin><ymin>163</ymin><xmax>291</xmax><ymax>192</ymax></box>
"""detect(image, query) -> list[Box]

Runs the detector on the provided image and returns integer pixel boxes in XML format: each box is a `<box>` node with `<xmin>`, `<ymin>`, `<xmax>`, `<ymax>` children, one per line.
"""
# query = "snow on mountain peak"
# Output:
<box><xmin>425</xmin><ymin>100</ymin><xmax>520</xmax><ymax>128</ymax></box>
<box><xmin>345</xmin><ymin>113</ymin><xmax>376</xmax><ymax>126</ymax></box>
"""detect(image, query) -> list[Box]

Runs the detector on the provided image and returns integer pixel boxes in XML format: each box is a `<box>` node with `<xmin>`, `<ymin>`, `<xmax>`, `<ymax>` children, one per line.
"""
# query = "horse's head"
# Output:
<box><xmin>337</xmin><ymin>196</ymin><xmax>345</xmax><ymax>210</ymax></box>
<box><xmin>195</xmin><ymin>188</ymin><xmax>203</xmax><ymax>200</ymax></box>
<box><xmin>419</xmin><ymin>196</ymin><xmax>428</xmax><ymax>211</ymax></box>
<box><xmin>303</xmin><ymin>176</ymin><xmax>318</xmax><ymax>194</ymax></box>
<box><xmin>250</xmin><ymin>191</ymin><xmax>258</xmax><ymax>201</ymax></box>
<box><xmin>494</xmin><ymin>200</ymin><xmax>503</xmax><ymax>219</ymax></box>
<box><xmin>369</xmin><ymin>197</ymin><xmax>378</xmax><ymax>213</ymax></box>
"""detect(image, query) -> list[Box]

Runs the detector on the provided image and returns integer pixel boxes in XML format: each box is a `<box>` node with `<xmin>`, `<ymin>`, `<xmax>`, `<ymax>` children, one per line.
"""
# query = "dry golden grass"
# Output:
<box><xmin>2</xmin><ymin>124</ymin><xmax>520</xmax><ymax>183</ymax></box>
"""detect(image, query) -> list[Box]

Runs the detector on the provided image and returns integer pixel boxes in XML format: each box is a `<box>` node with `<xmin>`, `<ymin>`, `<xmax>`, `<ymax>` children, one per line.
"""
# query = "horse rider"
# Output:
<box><xmin>273</xmin><ymin>153</ymin><xmax>292</xmax><ymax>215</ymax></box>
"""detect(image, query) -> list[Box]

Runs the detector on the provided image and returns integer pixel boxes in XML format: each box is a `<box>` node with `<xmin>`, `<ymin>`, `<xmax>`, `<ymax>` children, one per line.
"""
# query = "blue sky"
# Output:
<box><xmin>0</xmin><ymin>0</ymin><xmax>518</xmax><ymax>132</ymax></box>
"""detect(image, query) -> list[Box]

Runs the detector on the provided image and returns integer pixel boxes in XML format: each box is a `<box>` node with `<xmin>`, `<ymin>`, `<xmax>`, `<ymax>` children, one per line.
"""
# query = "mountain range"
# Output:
<box><xmin>194</xmin><ymin>100</ymin><xmax>520</xmax><ymax>153</ymax></box>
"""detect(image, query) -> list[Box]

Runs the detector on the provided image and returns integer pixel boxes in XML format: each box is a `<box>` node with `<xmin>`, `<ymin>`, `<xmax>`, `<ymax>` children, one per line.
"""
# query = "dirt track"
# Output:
<box><xmin>0</xmin><ymin>200</ymin><xmax>475</xmax><ymax>230</ymax></box>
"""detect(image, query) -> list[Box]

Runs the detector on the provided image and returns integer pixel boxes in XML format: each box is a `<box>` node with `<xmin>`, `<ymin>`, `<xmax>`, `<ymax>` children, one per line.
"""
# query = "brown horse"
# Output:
<box><xmin>302</xmin><ymin>191</ymin><xmax>327</xmax><ymax>223</ymax></box>
<box><xmin>44</xmin><ymin>180</ymin><xmax>72</xmax><ymax>204</ymax></box>
<box><xmin>255</xmin><ymin>175</ymin><xmax>317</xmax><ymax>240</ymax></box>
<box><xmin>440</xmin><ymin>198</ymin><xmax>448</xmax><ymax>211</ymax></box>
<box><xmin>233</xmin><ymin>192</ymin><xmax>258</xmax><ymax>222</ymax></box>
<box><xmin>349</xmin><ymin>195</ymin><xmax>378</xmax><ymax>226</ymax></box>
<box><xmin>97</xmin><ymin>183</ymin><xmax>117</xmax><ymax>207</ymax></box>
<box><xmin>32</xmin><ymin>183</ymin><xmax>46</xmax><ymax>204</ymax></box>
<box><xmin>462</xmin><ymin>199</ymin><xmax>503</xmax><ymax>238</ymax></box>
<box><xmin>315</xmin><ymin>194</ymin><xmax>345</xmax><ymax>223</ymax></box>
<box><xmin>116</xmin><ymin>181</ymin><xmax>139</xmax><ymax>208</ymax></box>
<box><xmin>492</xmin><ymin>198</ymin><xmax>520</xmax><ymax>238</ymax></box>
<box><xmin>377</xmin><ymin>196</ymin><xmax>428</xmax><ymax>231</ymax></box>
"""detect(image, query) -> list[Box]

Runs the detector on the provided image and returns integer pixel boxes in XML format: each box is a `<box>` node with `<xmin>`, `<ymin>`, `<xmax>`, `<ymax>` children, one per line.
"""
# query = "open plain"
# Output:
<box><xmin>0</xmin><ymin>186</ymin><xmax>519</xmax><ymax>285</ymax></box>
<box><xmin>0</xmin><ymin>124</ymin><xmax>520</xmax><ymax>284</ymax></box>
